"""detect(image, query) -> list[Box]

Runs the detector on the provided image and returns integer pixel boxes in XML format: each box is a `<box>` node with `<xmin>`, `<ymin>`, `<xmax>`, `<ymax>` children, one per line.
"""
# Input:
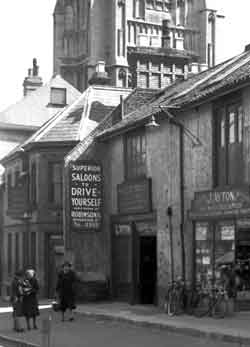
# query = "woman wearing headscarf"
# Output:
<box><xmin>56</xmin><ymin>261</ymin><xmax>78</xmax><ymax>322</ymax></box>
<box><xmin>10</xmin><ymin>270</ymin><xmax>24</xmax><ymax>332</ymax></box>
<box><xmin>22</xmin><ymin>269</ymin><xmax>39</xmax><ymax>330</ymax></box>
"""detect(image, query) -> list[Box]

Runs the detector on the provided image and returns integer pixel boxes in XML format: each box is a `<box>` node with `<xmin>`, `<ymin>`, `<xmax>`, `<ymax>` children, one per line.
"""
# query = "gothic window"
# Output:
<box><xmin>65</xmin><ymin>5</ymin><xmax>74</xmax><ymax>31</ymax></box>
<box><xmin>134</xmin><ymin>0</ymin><xmax>145</xmax><ymax>19</ymax></box>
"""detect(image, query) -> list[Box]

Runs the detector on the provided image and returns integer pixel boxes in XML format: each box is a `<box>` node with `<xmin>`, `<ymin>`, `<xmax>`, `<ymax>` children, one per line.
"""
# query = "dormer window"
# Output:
<box><xmin>50</xmin><ymin>87</ymin><xmax>67</xmax><ymax>106</ymax></box>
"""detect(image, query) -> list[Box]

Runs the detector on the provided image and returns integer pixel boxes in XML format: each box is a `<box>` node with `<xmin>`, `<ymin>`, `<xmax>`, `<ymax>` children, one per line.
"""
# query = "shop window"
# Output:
<box><xmin>214</xmin><ymin>101</ymin><xmax>243</xmax><ymax>187</ymax></box>
<box><xmin>48</xmin><ymin>163</ymin><xmax>63</xmax><ymax>205</ymax></box>
<box><xmin>195</xmin><ymin>221</ymin><xmax>235</xmax><ymax>289</ymax></box>
<box><xmin>30</xmin><ymin>162</ymin><xmax>37</xmax><ymax>207</ymax></box>
<box><xmin>125</xmin><ymin>130</ymin><xmax>146</xmax><ymax>180</ymax></box>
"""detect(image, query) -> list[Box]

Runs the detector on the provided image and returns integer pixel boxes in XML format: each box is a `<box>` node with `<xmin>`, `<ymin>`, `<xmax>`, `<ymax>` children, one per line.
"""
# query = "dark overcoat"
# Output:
<box><xmin>22</xmin><ymin>278</ymin><xmax>40</xmax><ymax>318</ymax></box>
<box><xmin>56</xmin><ymin>270</ymin><xmax>77</xmax><ymax>312</ymax></box>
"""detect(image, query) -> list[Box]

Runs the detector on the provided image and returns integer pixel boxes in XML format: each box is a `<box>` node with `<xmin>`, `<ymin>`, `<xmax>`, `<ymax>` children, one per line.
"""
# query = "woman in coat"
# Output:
<box><xmin>10</xmin><ymin>270</ymin><xmax>24</xmax><ymax>332</ymax></box>
<box><xmin>22</xmin><ymin>269</ymin><xmax>39</xmax><ymax>330</ymax></box>
<box><xmin>56</xmin><ymin>261</ymin><xmax>77</xmax><ymax>322</ymax></box>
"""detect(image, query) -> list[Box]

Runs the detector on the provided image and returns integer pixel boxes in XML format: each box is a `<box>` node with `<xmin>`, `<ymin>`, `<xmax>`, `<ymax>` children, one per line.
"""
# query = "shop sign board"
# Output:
<box><xmin>115</xmin><ymin>224</ymin><xmax>131</xmax><ymax>236</ymax></box>
<box><xmin>117</xmin><ymin>178</ymin><xmax>152</xmax><ymax>215</ymax></box>
<box><xmin>69</xmin><ymin>161</ymin><xmax>102</xmax><ymax>231</ymax></box>
<box><xmin>189</xmin><ymin>187</ymin><xmax>250</xmax><ymax>219</ymax></box>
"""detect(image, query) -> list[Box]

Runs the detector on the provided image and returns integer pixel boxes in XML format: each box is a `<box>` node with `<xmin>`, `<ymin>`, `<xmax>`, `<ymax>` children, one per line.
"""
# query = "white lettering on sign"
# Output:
<box><xmin>70</xmin><ymin>162</ymin><xmax>102</xmax><ymax>230</ymax></box>
<box><xmin>208</xmin><ymin>191</ymin><xmax>240</xmax><ymax>204</ymax></box>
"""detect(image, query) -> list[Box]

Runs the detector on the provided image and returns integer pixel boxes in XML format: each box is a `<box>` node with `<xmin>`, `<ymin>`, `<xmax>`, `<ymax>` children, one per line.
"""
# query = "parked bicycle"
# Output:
<box><xmin>164</xmin><ymin>278</ymin><xmax>185</xmax><ymax>316</ymax></box>
<box><xmin>190</xmin><ymin>284</ymin><xmax>230</xmax><ymax>318</ymax></box>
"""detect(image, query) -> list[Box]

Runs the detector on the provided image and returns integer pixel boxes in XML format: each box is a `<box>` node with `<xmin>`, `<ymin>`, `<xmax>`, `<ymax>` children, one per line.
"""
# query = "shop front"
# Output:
<box><xmin>111</xmin><ymin>178</ymin><xmax>157</xmax><ymax>305</ymax></box>
<box><xmin>189</xmin><ymin>187</ymin><xmax>250</xmax><ymax>309</ymax></box>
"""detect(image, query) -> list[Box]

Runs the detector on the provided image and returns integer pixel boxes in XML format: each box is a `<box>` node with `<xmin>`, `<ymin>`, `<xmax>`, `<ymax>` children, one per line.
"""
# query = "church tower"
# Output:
<box><xmin>53</xmin><ymin>0</ymin><xmax>219</xmax><ymax>91</ymax></box>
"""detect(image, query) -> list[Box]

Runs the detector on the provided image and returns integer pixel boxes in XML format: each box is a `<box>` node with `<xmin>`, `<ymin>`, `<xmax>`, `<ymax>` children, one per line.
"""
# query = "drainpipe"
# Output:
<box><xmin>179</xmin><ymin>124</ymin><xmax>186</xmax><ymax>282</ymax></box>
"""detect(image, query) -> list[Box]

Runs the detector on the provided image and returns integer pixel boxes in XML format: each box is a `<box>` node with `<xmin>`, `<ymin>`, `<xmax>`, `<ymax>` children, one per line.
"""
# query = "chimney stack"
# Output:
<box><xmin>23</xmin><ymin>58</ymin><xmax>43</xmax><ymax>97</ymax></box>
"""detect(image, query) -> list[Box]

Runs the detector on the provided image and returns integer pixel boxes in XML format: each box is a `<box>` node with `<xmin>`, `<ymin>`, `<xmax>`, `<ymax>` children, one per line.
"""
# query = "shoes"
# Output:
<box><xmin>33</xmin><ymin>325</ymin><xmax>38</xmax><ymax>330</ymax></box>
<box><xmin>69</xmin><ymin>317</ymin><xmax>74</xmax><ymax>321</ymax></box>
<box><xmin>14</xmin><ymin>328</ymin><xmax>24</xmax><ymax>333</ymax></box>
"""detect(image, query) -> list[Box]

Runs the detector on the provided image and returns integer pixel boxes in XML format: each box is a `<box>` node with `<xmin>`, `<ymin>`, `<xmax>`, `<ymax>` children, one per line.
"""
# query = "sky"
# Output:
<box><xmin>0</xmin><ymin>1</ymin><xmax>249</xmax><ymax>112</ymax></box>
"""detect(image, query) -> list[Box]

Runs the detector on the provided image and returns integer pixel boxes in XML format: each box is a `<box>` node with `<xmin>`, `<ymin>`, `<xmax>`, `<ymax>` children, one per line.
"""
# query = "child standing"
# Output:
<box><xmin>10</xmin><ymin>270</ymin><xmax>24</xmax><ymax>332</ymax></box>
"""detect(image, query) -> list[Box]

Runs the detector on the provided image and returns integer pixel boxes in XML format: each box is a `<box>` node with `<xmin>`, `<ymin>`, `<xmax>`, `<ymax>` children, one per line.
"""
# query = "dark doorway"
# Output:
<box><xmin>139</xmin><ymin>236</ymin><xmax>157</xmax><ymax>304</ymax></box>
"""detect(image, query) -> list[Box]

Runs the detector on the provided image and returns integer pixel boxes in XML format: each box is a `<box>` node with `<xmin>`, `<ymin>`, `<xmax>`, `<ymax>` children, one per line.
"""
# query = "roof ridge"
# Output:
<box><xmin>168</xmin><ymin>51</ymin><xmax>248</xmax><ymax>101</ymax></box>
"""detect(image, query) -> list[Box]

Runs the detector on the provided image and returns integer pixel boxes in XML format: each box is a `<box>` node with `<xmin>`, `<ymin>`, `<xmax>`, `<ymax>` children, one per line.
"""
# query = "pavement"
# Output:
<box><xmin>0</xmin><ymin>302</ymin><xmax>250</xmax><ymax>346</ymax></box>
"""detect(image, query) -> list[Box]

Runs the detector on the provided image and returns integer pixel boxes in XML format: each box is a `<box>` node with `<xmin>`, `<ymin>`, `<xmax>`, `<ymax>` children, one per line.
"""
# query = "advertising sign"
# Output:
<box><xmin>189</xmin><ymin>187</ymin><xmax>250</xmax><ymax>219</ymax></box>
<box><xmin>69</xmin><ymin>162</ymin><xmax>102</xmax><ymax>231</ymax></box>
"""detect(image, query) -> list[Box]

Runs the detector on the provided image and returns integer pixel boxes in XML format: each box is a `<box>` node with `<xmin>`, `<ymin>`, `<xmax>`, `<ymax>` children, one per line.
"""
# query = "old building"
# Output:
<box><xmin>64</xmin><ymin>45</ymin><xmax>250</xmax><ymax>307</ymax></box>
<box><xmin>53</xmin><ymin>0</ymin><xmax>218</xmax><ymax>91</ymax></box>
<box><xmin>0</xmin><ymin>62</ymin><xmax>81</xmax><ymax>295</ymax></box>
<box><xmin>0</xmin><ymin>82</ymin><xmax>131</xmax><ymax>298</ymax></box>
<box><xmin>0</xmin><ymin>60</ymin><xmax>81</xmax><ymax>172</ymax></box>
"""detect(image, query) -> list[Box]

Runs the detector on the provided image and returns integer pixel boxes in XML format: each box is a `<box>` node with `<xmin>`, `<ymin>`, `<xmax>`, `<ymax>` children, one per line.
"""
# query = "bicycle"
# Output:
<box><xmin>191</xmin><ymin>285</ymin><xmax>229</xmax><ymax>318</ymax></box>
<box><xmin>164</xmin><ymin>279</ymin><xmax>185</xmax><ymax>316</ymax></box>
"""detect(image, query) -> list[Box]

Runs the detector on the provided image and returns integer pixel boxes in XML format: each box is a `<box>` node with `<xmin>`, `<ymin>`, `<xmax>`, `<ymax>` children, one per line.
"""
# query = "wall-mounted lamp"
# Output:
<box><xmin>145</xmin><ymin>115</ymin><xmax>160</xmax><ymax>128</ymax></box>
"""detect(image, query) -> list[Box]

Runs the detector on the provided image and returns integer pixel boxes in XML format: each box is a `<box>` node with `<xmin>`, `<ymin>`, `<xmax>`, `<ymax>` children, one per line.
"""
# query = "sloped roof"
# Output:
<box><xmin>1</xmin><ymin>85</ymin><xmax>131</xmax><ymax>164</ymax></box>
<box><xmin>65</xmin><ymin>88</ymin><xmax>157</xmax><ymax>163</ymax></box>
<box><xmin>0</xmin><ymin>75</ymin><xmax>81</xmax><ymax>127</ymax></box>
<box><xmin>97</xmin><ymin>48</ymin><xmax>250</xmax><ymax>139</ymax></box>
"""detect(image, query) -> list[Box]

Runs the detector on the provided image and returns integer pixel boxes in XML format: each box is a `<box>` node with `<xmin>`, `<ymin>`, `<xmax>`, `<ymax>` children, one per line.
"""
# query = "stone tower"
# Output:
<box><xmin>53</xmin><ymin>0</ymin><xmax>218</xmax><ymax>91</ymax></box>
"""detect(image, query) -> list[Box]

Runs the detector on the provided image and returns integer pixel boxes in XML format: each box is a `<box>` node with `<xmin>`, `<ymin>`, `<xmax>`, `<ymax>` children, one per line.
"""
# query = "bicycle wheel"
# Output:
<box><xmin>213</xmin><ymin>297</ymin><xmax>227</xmax><ymax>318</ymax></box>
<box><xmin>167</xmin><ymin>291</ymin><xmax>178</xmax><ymax>316</ymax></box>
<box><xmin>193</xmin><ymin>294</ymin><xmax>211</xmax><ymax>318</ymax></box>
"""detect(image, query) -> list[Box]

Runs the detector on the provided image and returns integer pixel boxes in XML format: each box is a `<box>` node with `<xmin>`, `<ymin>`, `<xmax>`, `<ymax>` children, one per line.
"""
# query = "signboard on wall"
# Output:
<box><xmin>117</xmin><ymin>178</ymin><xmax>152</xmax><ymax>215</ymax></box>
<box><xmin>69</xmin><ymin>161</ymin><xmax>102</xmax><ymax>231</ymax></box>
<box><xmin>189</xmin><ymin>187</ymin><xmax>250</xmax><ymax>219</ymax></box>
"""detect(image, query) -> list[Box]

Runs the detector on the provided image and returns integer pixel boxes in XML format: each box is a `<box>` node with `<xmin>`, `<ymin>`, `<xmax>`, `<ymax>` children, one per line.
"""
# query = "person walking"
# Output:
<box><xmin>22</xmin><ymin>269</ymin><xmax>39</xmax><ymax>330</ymax></box>
<box><xmin>56</xmin><ymin>261</ymin><xmax>78</xmax><ymax>322</ymax></box>
<box><xmin>10</xmin><ymin>270</ymin><xmax>24</xmax><ymax>332</ymax></box>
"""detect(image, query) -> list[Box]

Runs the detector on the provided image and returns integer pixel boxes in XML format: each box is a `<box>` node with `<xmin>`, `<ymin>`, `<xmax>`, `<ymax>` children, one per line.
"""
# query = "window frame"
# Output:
<box><xmin>124</xmin><ymin>129</ymin><xmax>147</xmax><ymax>181</ymax></box>
<box><xmin>48</xmin><ymin>162</ymin><xmax>63</xmax><ymax>206</ymax></box>
<box><xmin>30</xmin><ymin>161</ymin><xmax>37</xmax><ymax>207</ymax></box>
<box><xmin>50</xmin><ymin>87</ymin><xmax>67</xmax><ymax>106</ymax></box>
<box><xmin>214</xmin><ymin>97</ymin><xmax>243</xmax><ymax>187</ymax></box>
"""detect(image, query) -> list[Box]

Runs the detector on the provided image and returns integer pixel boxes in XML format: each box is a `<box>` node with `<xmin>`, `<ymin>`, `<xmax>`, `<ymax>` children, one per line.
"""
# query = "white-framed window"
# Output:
<box><xmin>50</xmin><ymin>87</ymin><xmax>67</xmax><ymax>106</ymax></box>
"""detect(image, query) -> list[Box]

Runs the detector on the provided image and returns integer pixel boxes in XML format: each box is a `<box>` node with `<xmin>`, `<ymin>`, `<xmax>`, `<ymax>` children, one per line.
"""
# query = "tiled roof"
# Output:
<box><xmin>1</xmin><ymin>86</ymin><xmax>131</xmax><ymax>163</ymax></box>
<box><xmin>65</xmin><ymin>88</ymin><xmax>156</xmax><ymax>163</ymax></box>
<box><xmin>97</xmin><ymin>49</ymin><xmax>250</xmax><ymax>139</ymax></box>
<box><xmin>0</xmin><ymin>75</ymin><xmax>81</xmax><ymax>127</ymax></box>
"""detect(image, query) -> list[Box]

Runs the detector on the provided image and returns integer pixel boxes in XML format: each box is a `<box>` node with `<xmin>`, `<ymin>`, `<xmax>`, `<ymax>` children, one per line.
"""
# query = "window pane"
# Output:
<box><xmin>15</xmin><ymin>233</ymin><xmax>20</xmax><ymax>272</ymax></box>
<box><xmin>220</xmin><ymin>115</ymin><xmax>225</xmax><ymax>147</ymax></box>
<box><xmin>50</xmin><ymin>88</ymin><xmax>66</xmax><ymax>105</ymax></box>
<box><xmin>49</xmin><ymin>163</ymin><xmax>62</xmax><ymax>204</ymax></box>
<box><xmin>125</xmin><ymin>131</ymin><xmax>146</xmax><ymax>179</ymax></box>
<box><xmin>229</xmin><ymin>108</ymin><xmax>236</xmax><ymax>144</ymax></box>
<box><xmin>238</xmin><ymin>106</ymin><xmax>243</xmax><ymax>143</ymax></box>
<box><xmin>8</xmin><ymin>233</ymin><xmax>12</xmax><ymax>277</ymax></box>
